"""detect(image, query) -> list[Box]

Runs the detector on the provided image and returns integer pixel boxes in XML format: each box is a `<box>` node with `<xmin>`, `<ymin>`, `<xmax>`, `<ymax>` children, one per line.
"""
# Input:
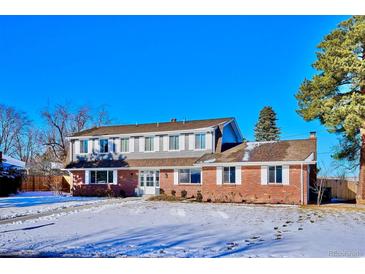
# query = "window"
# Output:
<box><xmin>195</xmin><ymin>133</ymin><xmax>206</xmax><ymax>149</ymax></box>
<box><xmin>90</xmin><ymin>170</ymin><xmax>114</xmax><ymax>184</ymax></box>
<box><xmin>80</xmin><ymin>140</ymin><xmax>88</xmax><ymax>153</ymax></box>
<box><xmin>178</xmin><ymin>169</ymin><xmax>201</xmax><ymax>184</ymax></box>
<box><xmin>145</xmin><ymin>137</ymin><xmax>154</xmax><ymax>151</ymax></box>
<box><xmin>121</xmin><ymin>138</ymin><xmax>129</xmax><ymax>153</ymax></box>
<box><xmin>268</xmin><ymin>166</ymin><xmax>282</xmax><ymax>184</ymax></box>
<box><xmin>223</xmin><ymin>167</ymin><xmax>236</xmax><ymax>184</ymax></box>
<box><xmin>169</xmin><ymin>135</ymin><xmax>179</xmax><ymax>150</ymax></box>
<box><xmin>112</xmin><ymin>139</ymin><xmax>117</xmax><ymax>153</ymax></box>
<box><xmin>99</xmin><ymin>139</ymin><xmax>108</xmax><ymax>153</ymax></box>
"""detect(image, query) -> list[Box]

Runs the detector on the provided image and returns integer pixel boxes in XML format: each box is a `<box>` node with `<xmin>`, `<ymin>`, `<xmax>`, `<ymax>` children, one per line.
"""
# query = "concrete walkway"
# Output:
<box><xmin>0</xmin><ymin>197</ymin><xmax>141</xmax><ymax>226</ymax></box>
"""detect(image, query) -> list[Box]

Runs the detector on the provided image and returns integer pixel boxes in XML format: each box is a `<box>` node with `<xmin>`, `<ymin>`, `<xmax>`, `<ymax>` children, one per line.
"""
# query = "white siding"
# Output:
<box><xmin>261</xmin><ymin>166</ymin><xmax>268</xmax><ymax>185</ymax></box>
<box><xmin>139</xmin><ymin>137</ymin><xmax>145</xmax><ymax>152</ymax></box>
<box><xmin>163</xmin><ymin>135</ymin><xmax>168</xmax><ymax>151</ymax></box>
<box><xmin>85</xmin><ymin>170</ymin><xmax>90</xmax><ymax>184</ymax></box>
<box><xmin>235</xmin><ymin>166</ymin><xmax>241</xmax><ymax>185</ymax></box>
<box><xmin>154</xmin><ymin>136</ymin><xmax>159</xmax><ymax>152</ymax></box>
<box><xmin>108</xmin><ymin>139</ymin><xmax>114</xmax><ymax>153</ymax></box>
<box><xmin>129</xmin><ymin>137</ymin><xmax>134</xmax><ymax>153</ymax></box>
<box><xmin>188</xmin><ymin>134</ymin><xmax>195</xmax><ymax>150</ymax></box>
<box><xmin>179</xmin><ymin>134</ymin><xmax>185</xmax><ymax>150</ymax></box>
<box><xmin>216</xmin><ymin>167</ymin><xmax>222</xmax><ymax>185</ymax></box>
<box><xmin>173</xmin><ymin>169</ymin><xmax>179</xmax><ymax>185</ymax></box>
<box><xmin>282</xmin><ymin>165</ymin><xmax>290</xmax><ymax>185</ymax></box>
<box><xmin>206</xmin><ymin>132</ymin><xmax>213</xmax><ymax>150</ymax></box>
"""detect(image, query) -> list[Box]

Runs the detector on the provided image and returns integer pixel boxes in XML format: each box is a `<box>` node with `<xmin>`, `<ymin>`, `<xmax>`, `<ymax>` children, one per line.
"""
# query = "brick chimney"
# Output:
<box><xmin>309</xmin><ymin>131</ymin><xmax>316</xmax><ymax>139</ymax></box>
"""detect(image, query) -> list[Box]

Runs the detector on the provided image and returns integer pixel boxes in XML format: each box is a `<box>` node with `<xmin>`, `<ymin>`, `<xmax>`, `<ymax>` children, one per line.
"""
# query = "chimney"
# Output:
<box><xmin>309</xmin><ymin>131</ymin><xmax>316</xmax><ymax>139</ymax></box>
<box><xmin>170</xmin><ymin>118</ymin><xmax>177</xmax><ymax>122</ymax></box>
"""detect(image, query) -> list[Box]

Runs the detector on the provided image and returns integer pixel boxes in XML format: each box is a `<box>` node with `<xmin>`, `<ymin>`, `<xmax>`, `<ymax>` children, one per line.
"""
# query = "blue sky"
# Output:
<box><xmin>0</xmin><ymin>16</ymin><xmax>351</xmax><ymax>174</ymax></box>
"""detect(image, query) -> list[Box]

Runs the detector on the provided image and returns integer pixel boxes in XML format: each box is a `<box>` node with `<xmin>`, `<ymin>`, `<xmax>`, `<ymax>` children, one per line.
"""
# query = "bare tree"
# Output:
<box><xmin>94</xmin><ymin>105</ymin><xmax>112</xmax><ymax>127</ymax></box>
<box><xmin>14</xmin><ymin>128</ymin><xmax>42</xmax><ymax>164</ymax></box>
<box><xmin>0</xmin><ymin>104</ymin><xmax>32</xmax><ymax>157</ymax></box>
<box><xmin>41</xmin><ymin>103</ymin><xmax>112</xmax><ymax>162</ymax></box>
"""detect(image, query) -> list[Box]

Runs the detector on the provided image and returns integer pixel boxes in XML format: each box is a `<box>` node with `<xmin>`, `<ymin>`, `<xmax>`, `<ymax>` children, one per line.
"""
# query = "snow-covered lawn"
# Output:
<box><xmin>0</xmin><ymin>198</ymin><xmax>365</xmax><ymax>258</ymax></box>
<box><xmin>0</xmin><ymin>192</ymin><xmax>104</xmax><ymax>220</ymax></box>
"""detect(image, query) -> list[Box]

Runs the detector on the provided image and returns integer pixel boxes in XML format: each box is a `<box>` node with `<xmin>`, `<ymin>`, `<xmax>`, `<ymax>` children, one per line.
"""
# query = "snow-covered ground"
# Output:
<box><xmin>0</xmin><ymin>196</ymin><xmax>365</xmax><ymax>258</ymax></box>
<box><xmin>0</xmin><ymin>192</ymin><xmax>104</xmax><ymax>220</ymax></box>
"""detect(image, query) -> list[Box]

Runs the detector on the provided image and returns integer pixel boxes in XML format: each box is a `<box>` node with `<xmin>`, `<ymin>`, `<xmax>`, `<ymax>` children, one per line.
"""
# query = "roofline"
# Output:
<box><xmin>68</xmin><ymin>117</ymin><xmax>234</xmax><ymax>139</ymax></box>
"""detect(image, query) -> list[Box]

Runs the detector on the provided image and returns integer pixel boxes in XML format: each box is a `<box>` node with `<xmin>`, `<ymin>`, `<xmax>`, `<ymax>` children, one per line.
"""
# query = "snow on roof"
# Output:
<box><xmin>242</xmin><ymin>141</ymin><xmax>277</xmax><ymax>161</ymax></box>
<box><xmin>1</xmin><ymin>154</ymin><xmax>25</xmax><ymax>168</ymax></box>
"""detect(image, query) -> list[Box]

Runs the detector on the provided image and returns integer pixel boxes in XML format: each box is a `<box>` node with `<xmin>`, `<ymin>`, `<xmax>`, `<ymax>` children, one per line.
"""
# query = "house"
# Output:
<box><xmin>65</xmin><ymin>117</ymin><xmax>317</xmax><ymax>205</ymax></box>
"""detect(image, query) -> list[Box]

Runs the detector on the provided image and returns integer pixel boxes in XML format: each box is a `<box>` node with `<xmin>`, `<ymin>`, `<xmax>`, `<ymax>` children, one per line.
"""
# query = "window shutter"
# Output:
<box><xmin>85</xmin><ymin>170</ymin><xmax>90</xmax><ymax>184</ymax></box>
<box><xmin>261</xmin><ymin>166</ymin><xmax>268</xmax><ymax>185</ymax></box>
<box><xmin>87</xmin><ymin>139</ymin><xmax>93</xmax><ymax>154</ymax></box>
<box><xmin>206</xmin><ymin>132</ymin><xmax>212</xmax><ymax>150</ymax></box>
<box><xmin>216</xmin><ymin>167</ymin><xmax>223</xmax><ymax>185</ymax></box>
<box><xmin>188</xmin><ymin>134</ymin><xmax>195</xmax><ymax>150</ymax></box>
<box><xmin>173</xmin><ymin>169</ymin><xmax>179</xmax><ymax>185</ymax></box>
<box><xmin>113</xmin><ymin>170</ymin><xmax>118</xmax><ymax>184</ymax></box>
<box><xmin>139</xmin><ymin>137</ymin><xmax>145</xmax><ymax>152</ymax></box>
<box><xmin>179</xmin><ymin>134</ymin><xmax>185</xmax><ymax>150</ymax></box>
<box><xmin>154</xmin><ymin>136</ymin><xmax>159</xmax><ymax>152</ymax></box>
<box><xmin>235</xmin><ymin>166</ymin><xmax>241</xmax><ymax>185</ymax></box>
<box><xmin>75</xmin><ymin>140</ymin><xmax>80</xmax><ymax>154</ymax></box>
<box><xmin>129</xmin><ymin>137</ymin><xmax>134</xmax><ymax>152</ymax></box>
<box><xmin>94</xmin><ymin>139</ymin><xmax>100</xmax><ymax>153</ymax></box>
<box><xmin>282</xmin><ymin>165</ymin><xmax>290</xmax><ymax>185</ymax></box>
<box><xmin>163</xmin><ymin>135</ymin><xmax>168</xmax><ymax>151</ymax></box>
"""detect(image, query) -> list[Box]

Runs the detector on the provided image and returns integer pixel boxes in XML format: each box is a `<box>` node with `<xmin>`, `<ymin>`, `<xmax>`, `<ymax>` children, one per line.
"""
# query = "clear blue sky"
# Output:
<box><xmin>0</xmin><ymin>16</ymin><xmax>352</xmax><ymax>175</ymax></box>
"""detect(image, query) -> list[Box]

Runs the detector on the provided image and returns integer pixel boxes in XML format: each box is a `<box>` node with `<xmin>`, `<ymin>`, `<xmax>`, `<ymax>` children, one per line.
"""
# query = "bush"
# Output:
<box><xmin>181</xmin><ymin>189</ymin><xmax>187</xmax><ymax>198</ymax></box>
<box><xmin>159</xmin><ymin>188</ymin><xmax>165</xmax><ymax>195</ymax></box>
<box><xmin>0</xmin><ymin>174</ymin><xmax>22</xmax><ymax>197</ymax></box>
<box><xmin>119</xmin><ymin>189</ymin><xmax>126</xmax><ymax>198</ymax></box>
<box><xmin>148</xmin><ymin>194</ymin><xmax>182</xmax><ymax>202</ymax></box>
<box><xmin>196</xmin><ymin>191</ymin><xmax>203</xmax><ymax>202</ymax></box>
<box><xmin>171</xmin><ymin>190</ymin><xmax>176</xmax><ymax>196</ymax></box>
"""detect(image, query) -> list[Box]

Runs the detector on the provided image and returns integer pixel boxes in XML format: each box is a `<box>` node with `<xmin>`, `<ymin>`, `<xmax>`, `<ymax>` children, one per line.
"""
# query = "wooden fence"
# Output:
<box><xmin>21</xmin><ymin>175</ymin><xmax>71</xmax><ymax>193</ymax></box>
<box><xmin>319</xmin><ymin>177</ymin><xmax>358</xmax><ymax>201</ymax></box>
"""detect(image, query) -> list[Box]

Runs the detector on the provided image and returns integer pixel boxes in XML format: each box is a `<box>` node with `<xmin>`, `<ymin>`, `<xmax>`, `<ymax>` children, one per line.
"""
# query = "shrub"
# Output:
<box><xmin>181</xmin><ymin>189</ymin><xmax>187</xmax><ymax>198</ymax></box>
<box><xmin>171</xmin><ymin>190</ymin><xmax>176</xmax><ymax>196</ymax></box>
<box><xmin>159</xmin><ymin>188</ymin><xmax>165</xmax><ymax>195</ymax></box>
<box><xmin>0</xmin><ymin>174</ymin><xmax>22</xmax><ymax>197</ymax></box>
<box><xmin>148</xmin><ymin>194</ymin><xmax>181</xmax><ymax>202</ymax></box>
<box><xmin>196</xmin><ymin>191</ymin><xmax>203</xmax><ymax>202</ymax></box>
<box><xmin>119</xmin><ymin>189</ymin><xmax>126</xmax><ymax>198</ymax></box>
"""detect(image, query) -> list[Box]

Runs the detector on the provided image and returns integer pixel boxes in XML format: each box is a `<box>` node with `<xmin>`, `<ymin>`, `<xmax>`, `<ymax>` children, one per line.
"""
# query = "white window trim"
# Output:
<box><xmin>120</xmin><ymin>137</ymin><xmax>130</xmax><ymax>154</ymax></box>
<box><xmin>88</xmin><ymin>169</ymin><xmax>117</xmax><ymax>184</ymax></box>
<box><xmin>144</xmin><ymin>136</ymin><xmax>155</xmax><ymax>153</ymax></box>
<box><xmin>222</xmin><ymin>166</ymin><xmax>237</xmax><ymax>184</ymax></box>
<box><xmin>177</xmin><ymin>168</ymin><xmax>202</xmax><ymax>185</ymax></box>
<box><xmin>194</xmin><ymin>132</ymin><xmax>207</xmax><ymax>151</ymax></box>
<box><xmin>168</xmin><ymin>134</ymin><xmax>180</xmax><ymax>151</ymax></box>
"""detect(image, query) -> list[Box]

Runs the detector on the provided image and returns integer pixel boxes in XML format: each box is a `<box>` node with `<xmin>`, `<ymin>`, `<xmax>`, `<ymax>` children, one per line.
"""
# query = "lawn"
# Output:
<box><xmin>0</xmin><ymin>193</ymin><xmax>364</xmax><ymax>258</ymax></box>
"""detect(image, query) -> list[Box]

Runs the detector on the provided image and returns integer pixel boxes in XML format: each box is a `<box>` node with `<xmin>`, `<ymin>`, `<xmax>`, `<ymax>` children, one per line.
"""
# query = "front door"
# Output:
<box><xmin>139</xmin><ymin>170</ymin><xmax>160</xmax><ymax>195</ymax></box>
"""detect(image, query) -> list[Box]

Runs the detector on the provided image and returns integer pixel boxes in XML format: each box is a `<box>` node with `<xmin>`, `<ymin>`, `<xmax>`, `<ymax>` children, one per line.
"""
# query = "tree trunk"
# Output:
<box><xmin>357</xmin><ymin>128</ymin><xmax>365</xmax><ymax>204</ymax></box>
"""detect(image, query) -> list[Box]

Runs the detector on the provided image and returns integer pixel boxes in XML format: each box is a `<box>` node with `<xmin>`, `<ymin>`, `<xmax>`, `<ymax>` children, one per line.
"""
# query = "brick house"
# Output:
<box><xmin>65</xmin><ymin>117</ymin><xmax>317</xmax><ymax>205</ymax></box>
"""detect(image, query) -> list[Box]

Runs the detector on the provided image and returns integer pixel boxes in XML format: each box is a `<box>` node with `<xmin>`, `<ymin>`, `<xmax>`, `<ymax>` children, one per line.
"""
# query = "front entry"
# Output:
<box><xmin>139</xmin><ymin>170</ymin><xmax>160</xmax><ymax>195</ymax></box>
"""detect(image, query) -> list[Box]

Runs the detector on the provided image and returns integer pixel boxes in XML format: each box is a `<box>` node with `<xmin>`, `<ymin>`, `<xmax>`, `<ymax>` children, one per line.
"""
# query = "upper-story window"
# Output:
<box><xmin>145</xmin><ymin>137</ymin><xmax>154</xmax><ymax>152</ymax></box>
<box><xmin>195</xmin><ymin>133</ymin><xmax>206</xmax><ymax>149</ymax></box>
<box><xmin>223</xmin><ymin>167</ymin><xmax>236</xmax><ymax>184</ymax></box>
<box><xmin>268</xmin><ymin>166</ymin><xmax>282</xmax><ymax>184</ymax></box>
<box><xmin>99</xmin><ymin>139</ymin><xmax>108</xmax><ymax>153</ymax></box>
<box><xmin>80</xmin><ymin>140</ymin><xmax>88</xmax><ymax>154</ymax></box>
<box><xmin>169</xmin><ymin>135</ymin><xmax>179</xmax><ymax>150</ymax></box>
<box><xmin>121</xmin><ymin>138</ymin><xmax>129</xmax><ymax>153</ymax></box>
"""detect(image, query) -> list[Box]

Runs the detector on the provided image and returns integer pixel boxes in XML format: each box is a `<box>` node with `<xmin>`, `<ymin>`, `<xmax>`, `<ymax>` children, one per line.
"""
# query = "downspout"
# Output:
<box><xmin>300</xmin><ymin>163</ymin><xmax>304</xmax><ymax>205</ymax></box>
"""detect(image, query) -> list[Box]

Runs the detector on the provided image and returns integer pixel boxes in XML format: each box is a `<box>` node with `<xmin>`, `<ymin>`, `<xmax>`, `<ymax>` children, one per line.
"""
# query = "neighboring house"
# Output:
<box><xmin>65</xmin><ymin>117</ymin><xmax>317</xmax><ymax>205</ymax></box>
<box><xmin>0</xmin><ymin>152</ymin><xmax>26</xmax><ymax>170</ymax></box>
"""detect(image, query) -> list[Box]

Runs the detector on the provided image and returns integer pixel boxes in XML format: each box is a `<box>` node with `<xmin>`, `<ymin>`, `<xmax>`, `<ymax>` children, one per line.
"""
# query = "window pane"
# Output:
<box><xmin>201</xmin><ymin>134</ymin><xmax>206</xmax><ymax>149</ymax></box>
<box><xmin>145</xmin><ymin>137</ymin><xmax>154</xmax><ymax>151</ymax></box>
<box><xmin>269</xmin><ymin>166</ymin><xmax>276</xmax><ymax>183</ymax></box>
<box><xmin>121</xmin><ymin>138</ymin><xmax>129</xmax><ymax>152</ymax></box>
<box><xmin>190</xmin><ymin>169</ymin><xmax>201</xmax><ymax>184</ymax></box>
<box><xmin>108</xmin><ymin>171</ymin><xmax>114</xmax><ymax>183</ymax></box>
<box><xmin>90</xmin><ymin>171</ymin><xmax>96</xmax><ymax>184</ymax></box>
<box><xmin>97</xmin><ymin>171</ymin><xmax>107</xmax><ymax>183</ymax></box>
<box><xmin>146</xmin><ymin>171</ymin><xmax>154</xmax><ymax>186</ymax></box>
<box><xmin>140</xmin><ymin>171</ymin><xmax>144</xmax><ymax>186</ymax></box>
<box><xmin>179</xmin><ymin>169</ymin><xmax>190</xmax><ymax>183</ymax></box>
<box><xmin>169</xmin><ymin>135</ymin><xmax>179</xmax><ymax>150</ymax></box>
<box><xmin>100</xmin><ymin>139</ymin><xmax>108</xmax><ymax>153</ymax></box>
<box><xmin>276</xmin><ymin>166</ymin><xmax>283</xmax><ymax>183</ymax></box>
<box><xmin>223</xmin><ymin>167</ymin><xmax>230</xmax><ymax>183</ymax></box>
<box><xmin>155</xmin><ymin>171</ymin><xmax>160</xmax><ymax>187</ymax></box>
<box><xmin>230</xmin><ymin>167</ymin><xmax>236</xmax><ymax>183</ymax></box>
<box><xmin>195</xmin><ymin>134</ymin><xmax>206</xmax><ymax>149</ymax></box>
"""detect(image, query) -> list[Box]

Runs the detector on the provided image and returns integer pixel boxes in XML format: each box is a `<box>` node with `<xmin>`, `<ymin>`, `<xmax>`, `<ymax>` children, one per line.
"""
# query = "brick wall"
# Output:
<box><xmin>159</xmin><ymin>169</ymin><xmax>202</xmax><ymax>197</ymax></box>
<box><xmin>117</xmin><ymin>170</ymin><xmax>138</xmax><ymax>196</ymax></box>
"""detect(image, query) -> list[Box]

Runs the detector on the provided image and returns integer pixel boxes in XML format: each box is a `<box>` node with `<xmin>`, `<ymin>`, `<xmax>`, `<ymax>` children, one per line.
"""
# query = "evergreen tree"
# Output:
<box><xmin>254</xmin><ymin>106</ymin><xmax>281</xmax><ymax>141</ymax></box>
<box><xmin>295</xmin><ymin>16</ymin><xmax>365</xmax><ymax>203</ymax></box>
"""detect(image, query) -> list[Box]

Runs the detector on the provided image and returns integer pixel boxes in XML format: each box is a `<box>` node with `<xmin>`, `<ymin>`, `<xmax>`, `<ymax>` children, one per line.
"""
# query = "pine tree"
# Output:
<box><xmin>295</xmin><ymin>16</ymin><xmax>365</xmax><ymax>203</ymax></box>
<box><xmin>254</xmin><ymin>106</ymin><xmax>281</xmax><ymax>141</ymax></box>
